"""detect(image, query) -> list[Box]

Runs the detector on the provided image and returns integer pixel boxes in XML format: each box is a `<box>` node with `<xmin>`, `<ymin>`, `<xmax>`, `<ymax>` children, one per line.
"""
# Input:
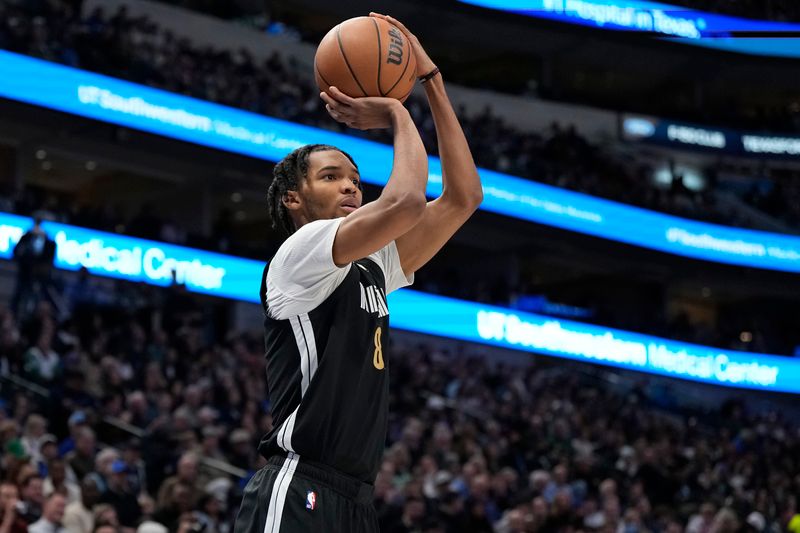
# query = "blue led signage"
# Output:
<box><xmin>458</xmin><ymin>0</ymin><xmax>800</xmax><ymax>58</ymax></box>
<box><xmin>3</xmin><ymin>212</ymin><xmax>797</xmax><ymax>394</ymax></box>
<box><xmin>2</xmin><ymin>51</ymin><xmax>800</xmax><ymax>273</ymax></box>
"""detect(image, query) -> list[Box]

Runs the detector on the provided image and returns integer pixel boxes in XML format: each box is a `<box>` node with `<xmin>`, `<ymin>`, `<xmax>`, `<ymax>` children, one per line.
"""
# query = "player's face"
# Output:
<box><xmin>298</xmin><ymin>150</ymin><xmax>362</xmax><ymax>221</ymax></box>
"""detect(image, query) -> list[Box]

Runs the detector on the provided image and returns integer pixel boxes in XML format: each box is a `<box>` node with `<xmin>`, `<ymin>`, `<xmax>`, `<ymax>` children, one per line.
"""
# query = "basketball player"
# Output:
<box><xmin>234</xmin><ymin>13</ymin><xmax>482</xmax><ymax>533</ymax></box>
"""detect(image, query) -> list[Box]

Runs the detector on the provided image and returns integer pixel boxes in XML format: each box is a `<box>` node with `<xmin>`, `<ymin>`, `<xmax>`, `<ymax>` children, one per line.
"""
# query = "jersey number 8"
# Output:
<box><xmin>373</xmin><ymin>327</ymin><xmax>384</xmax><ymax>370</ymax></box>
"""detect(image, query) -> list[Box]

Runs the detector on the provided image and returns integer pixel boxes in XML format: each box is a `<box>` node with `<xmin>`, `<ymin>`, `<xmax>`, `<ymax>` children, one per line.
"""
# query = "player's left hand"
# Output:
<box><xmin>369</xmin><ymin>12</ymin><xmax>437</xmax><ymax>79</ymax></box>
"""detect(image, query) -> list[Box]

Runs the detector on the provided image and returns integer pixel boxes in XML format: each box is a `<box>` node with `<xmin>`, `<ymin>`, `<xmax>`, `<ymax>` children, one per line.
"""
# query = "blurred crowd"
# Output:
<box><xmin>0</xmin><ymin>184</ymin><xmax>258</xmax><ymax>260</ymax></box>
<box><xmin>1</xmin><ymin>0</ymin><xmax>798</xmax><ymax>236</ymax></box>
<box><xmin>0</xmin><ymin>273</ymin><xmax>799</xmax><ymax>533</ymax></box>
<box><xmin>1</xmin><ymin>273</ymin><xmax>265</xmax><ymax>533</ymax></box>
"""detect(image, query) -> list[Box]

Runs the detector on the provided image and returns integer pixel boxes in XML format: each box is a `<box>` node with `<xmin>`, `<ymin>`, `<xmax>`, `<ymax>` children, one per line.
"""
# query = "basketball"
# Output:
<box><xmin>314</xmin><ymin>16</ymin><xmax>417</xmax><ymax>102</ymax></box>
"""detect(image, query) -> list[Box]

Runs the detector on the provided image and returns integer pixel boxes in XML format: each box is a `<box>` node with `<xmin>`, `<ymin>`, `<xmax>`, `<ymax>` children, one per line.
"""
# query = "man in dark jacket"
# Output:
<box><xmin>12</xmin><ymin>217</ymin><xmax>56</xmax><ymax>316</ymax></box>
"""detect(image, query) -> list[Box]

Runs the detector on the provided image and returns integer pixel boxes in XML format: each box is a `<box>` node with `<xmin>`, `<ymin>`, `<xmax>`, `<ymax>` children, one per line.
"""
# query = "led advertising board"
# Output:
<box><xmin>622</xmin><ymin>115</ymin><xmax>800</xmax><ymax>158</ymax></box>
<box><xmin>2</xmin><ymin>51</ymin><xmax>800</xmax><ymax>273</ymax></box>
<box><xmin>3</xmin><ymin>212</ymin><xmax>798</xmax><ymax>394</ymax></box>
<box><xmin>458</xmin><ymin>0</ymin><xmax>800</xmax><ymax>58</ymax></box>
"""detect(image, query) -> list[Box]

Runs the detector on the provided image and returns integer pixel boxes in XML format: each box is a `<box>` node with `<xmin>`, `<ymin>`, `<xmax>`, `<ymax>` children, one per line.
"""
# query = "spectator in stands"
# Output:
<box><xmin>19</xmin><ymin>415</ymin><xmax>47</xmax><ymax>466</ymax></box>
<box><xmin>91</xmin><ymin>504</ymin><xmax>119</xmax><ymax>531</ymax></box>
<box><xmin>22</xmin><ymin>328</ymin><xmax>61</xmax><ymax>385</ymax></box>
<box><xmin>0</xmin><ymin>481</ymin><xmax>27</xmax><ymax>533</ymax></box>
<box><xmin>711</xmin><ymin>508</ymin><xmax>741</xmax><ymax>533</ymax></box>
<box><xmin>65</xmin><ymin>427</ymin><xmax>97</xmax><ymax>481</ymax></box>
<box><xmin>17</xmin><ymin>473</ymin><xmax>44</xmax><ymax>524</ymax></box>
<box><xmin>100</xmin><ymin>459</ymin><xmax>141</xmax><ymax>528</ymax></box>
<box><xmin>62</xmin><ymin>476</ymin><xmax>100</xmax><ymax>533</ymax></box>
<box><xmin>58</xmin><ymin>410</ymin><xmax>89</xmax><ymax>457</ymax></box>
<box><xmin>227</xmin><ymin>429</ymin><xmax>254</xmax><ymax>471</ymax></box>
<box><xmin>152</xmin><ymin>482</ymin><xmax>194</xmax><ymax>532</ymax></box>
<box><xmin>156</xmin><ymin>452</ymin><xmax>199</xmax><ymax>510</ymax></box>
<box><xmin>687</xmin><ymin>502</ymin><xmax>717</xmax><ymax>533</ymax></box>
<box><xmin>87</xmin><ymin>448</ymin><xmax>119</xmax><ymax>496</ymax></box>
<box><xmin>11</xmin><ymin>217</ymin><xmax>56</xmax><ymax>317</ymax></box>
<box><xmin>42</xmin><ymin>458</ymin><xmax>80</xmax><ymax>505</ymax></box>
<box><xmin>118</xmin><ymin>438</ymin><xmax>146</xmax><ymax>497</ymax></box>
<box><xmin>27</xmin><ymin>492</ymin><xmax>66</xmax><ymax>533</ymax></box>
<box><xmin>35</xmin><ymin>434</ymin><xmax>58</xmax><ymax>478</ymax></box>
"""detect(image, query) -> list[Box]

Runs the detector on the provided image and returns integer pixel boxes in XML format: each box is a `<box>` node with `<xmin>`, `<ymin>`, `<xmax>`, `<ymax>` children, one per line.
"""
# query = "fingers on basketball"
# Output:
<box><xmin>315</xmin><ymin>16</ymin><xmax>417</xmax><ymax>102</ymax></box>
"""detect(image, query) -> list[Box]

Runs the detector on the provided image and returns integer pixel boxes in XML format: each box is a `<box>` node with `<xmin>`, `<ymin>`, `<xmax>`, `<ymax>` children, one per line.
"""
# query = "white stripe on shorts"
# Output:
<box><xmin>263</xmin><ymin>452</ymin><xmax>299</xmax><ymax>533</ymax></box>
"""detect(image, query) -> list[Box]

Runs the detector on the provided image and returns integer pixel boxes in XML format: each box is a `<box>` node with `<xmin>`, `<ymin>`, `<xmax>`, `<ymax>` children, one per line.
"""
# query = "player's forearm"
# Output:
<box><xmin>424</xmin><ymin>75</ymin><xmax>483</xmax><ymax>209</ymax></box>
<box><xmin>379</xmin><ymin>103</ymin><xmax>429</xmax><ymax>209</ymax></box>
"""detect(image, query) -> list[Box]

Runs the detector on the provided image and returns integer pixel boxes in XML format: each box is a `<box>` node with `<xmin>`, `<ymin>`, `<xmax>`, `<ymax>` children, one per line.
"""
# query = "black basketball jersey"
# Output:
<box><xmin>257</xmin><ymin>220</ymin><xmax>408</xmax><ymax>484</ymax></box>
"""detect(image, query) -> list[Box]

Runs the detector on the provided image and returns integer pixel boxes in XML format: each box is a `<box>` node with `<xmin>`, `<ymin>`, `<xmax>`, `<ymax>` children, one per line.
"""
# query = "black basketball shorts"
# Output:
<box><xmin>234</xmin><ymin>452</ymin><xmax>379</xmax><ymax>533</ymax></box>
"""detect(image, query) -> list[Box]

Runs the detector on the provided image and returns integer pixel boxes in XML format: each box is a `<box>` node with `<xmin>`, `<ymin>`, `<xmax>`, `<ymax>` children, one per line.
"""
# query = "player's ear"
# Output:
<box><xmin>283</xmin><ymin>190</ymin><xmax>301</xmax><ymax>211</ymax></box>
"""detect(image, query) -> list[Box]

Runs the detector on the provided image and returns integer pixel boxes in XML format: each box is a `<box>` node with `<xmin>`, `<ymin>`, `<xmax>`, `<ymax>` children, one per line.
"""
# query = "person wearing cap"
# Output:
<box><xmin>58</xmin><ymin>411</ymin><xmax>89</xmax><ymax>457</ymax></box>
<box><xmin>120</xmin><ymin>438</ymin><xmax>146</xmax><ymax>496</ymax></box>
<box><xmin>2</xmin><ymin>440</ymin><xmax>29</xmax><ymax>478</ymax></box>
<box><xmin>35</xmin><ymin>434</ymin><xmax>59</xmax><ymax>478</ymax></box>
<box><xmin>100</xmin><ymin>459</ymin><xmax>142</xmax><ymax>529</ymax></box>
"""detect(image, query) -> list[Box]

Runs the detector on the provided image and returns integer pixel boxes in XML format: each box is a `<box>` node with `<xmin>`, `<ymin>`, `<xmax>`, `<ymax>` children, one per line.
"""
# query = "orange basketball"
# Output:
<box><xmin>314</xmin><ymin>16</ymin><xmax>417</xmax><ymax>102</ymax></box>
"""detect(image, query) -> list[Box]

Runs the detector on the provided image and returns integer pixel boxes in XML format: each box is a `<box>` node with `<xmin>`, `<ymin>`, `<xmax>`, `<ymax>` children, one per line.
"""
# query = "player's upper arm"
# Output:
<box><xmin>332</xmin><ymin>192</ymin><xmax>426</xmax><ymax>267</ymax></box>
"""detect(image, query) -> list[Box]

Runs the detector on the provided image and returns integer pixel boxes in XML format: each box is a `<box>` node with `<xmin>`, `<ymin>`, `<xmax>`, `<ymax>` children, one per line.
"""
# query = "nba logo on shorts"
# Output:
<box><xmin>306</xmin><ymin>491</ymin><xmax>317</xmax><ymax>510</ymax></box>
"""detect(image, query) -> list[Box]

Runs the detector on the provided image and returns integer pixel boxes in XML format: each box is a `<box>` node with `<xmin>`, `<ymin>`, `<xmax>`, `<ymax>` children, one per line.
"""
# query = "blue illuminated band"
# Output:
<box><xmin>0</xmin><ymin>213</ymin><xmax>263</xmax><ymax>302</ymax></box>
<box><xmin>1</xmin><ymin>212</ymin><xmax>798</xmax><ymax>394</ymax></box>
<box><xmin>389</xmin><ymin>291</ymin><xmax>798</xmax><ymax>394</ymax></box>
<box><xmin>457</xmin><ymin>0</ymin><xmax>800</xmax><ymax>58</ymax></box>
<box><xmin>2</xmin><ymin>50</ymin><xmax>800</xmax><ymax>273</ymax></box>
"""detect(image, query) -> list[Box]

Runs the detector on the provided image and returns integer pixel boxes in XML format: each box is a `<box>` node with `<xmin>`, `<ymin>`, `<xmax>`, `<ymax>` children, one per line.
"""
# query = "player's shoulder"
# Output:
<box><xmin>282</xmin><ymin>218</ymin><xmax>339</xmax><ymax>248</ymax></box>
<box><xmin>271</xmin><ymin>218</ymin><xmax>342</xmax><ymax>263</ymax></box>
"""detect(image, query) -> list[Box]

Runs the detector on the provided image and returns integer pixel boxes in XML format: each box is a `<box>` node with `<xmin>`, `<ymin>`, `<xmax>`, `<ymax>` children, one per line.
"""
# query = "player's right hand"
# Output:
<box><xmin>320</xmin><ymin>86</ymin><xmax>404</xmax><ymax>130</ymax></box>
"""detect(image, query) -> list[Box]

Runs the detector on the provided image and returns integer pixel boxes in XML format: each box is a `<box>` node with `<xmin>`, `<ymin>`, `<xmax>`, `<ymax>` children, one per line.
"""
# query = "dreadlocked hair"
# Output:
<box><xmin>267</xmin><ymin>144</ymin><xmax>359</xmax><ymax>236</ymax></box>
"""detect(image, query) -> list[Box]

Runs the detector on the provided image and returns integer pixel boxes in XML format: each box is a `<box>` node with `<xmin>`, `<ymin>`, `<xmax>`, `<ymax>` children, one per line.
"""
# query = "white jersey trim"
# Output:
<box><xmin>277</xmin><ymin>312</ymin><xmax>319</xmax><ymax>454</ymax></box>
